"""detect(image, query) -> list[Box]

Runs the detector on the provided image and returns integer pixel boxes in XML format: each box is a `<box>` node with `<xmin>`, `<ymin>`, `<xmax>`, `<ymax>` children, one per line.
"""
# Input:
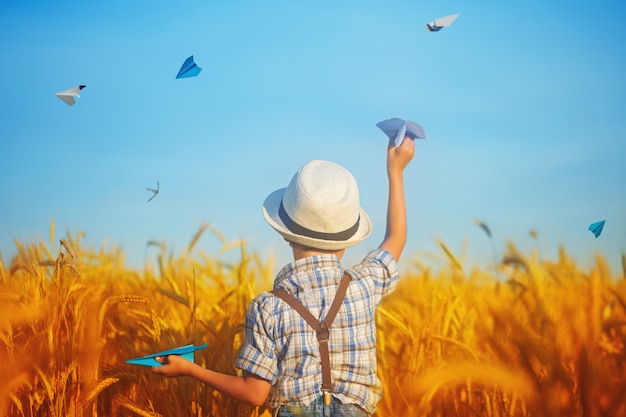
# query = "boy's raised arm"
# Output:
<box><xmin>379</xmin><ymin>136</ymin><xmax>415</xmax><ymax>262</ymax></box>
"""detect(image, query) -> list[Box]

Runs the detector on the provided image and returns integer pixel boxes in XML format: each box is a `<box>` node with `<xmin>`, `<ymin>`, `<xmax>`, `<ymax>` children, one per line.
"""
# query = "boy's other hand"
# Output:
<box><xmin>151</xmin><ymin>354</ymin><xmax>193</xmax><ymax>377</ymax></box>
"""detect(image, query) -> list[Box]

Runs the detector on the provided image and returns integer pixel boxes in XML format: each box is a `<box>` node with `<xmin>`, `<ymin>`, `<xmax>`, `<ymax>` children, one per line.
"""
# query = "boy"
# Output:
<box><xmin>153</xmin><ymin>134</ymin><xmax>415</xmax><ymax>416</ymax></box>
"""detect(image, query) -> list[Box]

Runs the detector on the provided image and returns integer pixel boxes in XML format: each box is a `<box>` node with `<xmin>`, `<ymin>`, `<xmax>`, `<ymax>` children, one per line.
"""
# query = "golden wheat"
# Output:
<box><xmin>1</xmin><ymin>228</ymin><xmax>625</xmax><ymax>417</ymax></box>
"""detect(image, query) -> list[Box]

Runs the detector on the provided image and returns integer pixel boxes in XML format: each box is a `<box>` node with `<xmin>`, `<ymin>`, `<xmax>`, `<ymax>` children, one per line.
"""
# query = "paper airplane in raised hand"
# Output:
<box><xmin>376</xmin><ymin>118</ymin><xmax>426</xmax><ymax>147</ymax></box>
<box><xmin>146</xmin><ymin>181</ymin><xmax>159</xmax><ymax>202</ymax></box>
<box><xmin>126</xmin><ymin>343</ymin><xmax>208</xmax><ymax>367</ymax></box>
<box><xmin>426</xmin><ymin>13</ymin><xmax>460</xmax><ymax>32</ymax></box>
<box><xmin>176</xmin><ymin>56</ymin><xmax>202</xmax><ymax>79</ymax></box>
<box><xmin>588</xmin><ymin>220</ymin><xmax>605</xmax><ymax>238</ymax></box>
<box><xmin>55</xmin><ymin>85</ymin><xmax>86</xmax><ymax>106</ymax></box>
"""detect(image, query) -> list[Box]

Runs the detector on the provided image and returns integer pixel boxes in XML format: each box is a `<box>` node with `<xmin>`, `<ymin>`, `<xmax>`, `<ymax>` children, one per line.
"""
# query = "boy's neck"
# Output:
<box><xmin>290</xmin><ymin>242</ymin><xmax>345</xmax><ymax>261</ymax></box>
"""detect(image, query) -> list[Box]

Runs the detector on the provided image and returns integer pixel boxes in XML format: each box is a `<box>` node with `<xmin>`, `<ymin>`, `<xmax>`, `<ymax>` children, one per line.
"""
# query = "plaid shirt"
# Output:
<box><xmin>235</xmin><ymin>248</ymin><xmax>399</xmax><ymax>414</ymax></box>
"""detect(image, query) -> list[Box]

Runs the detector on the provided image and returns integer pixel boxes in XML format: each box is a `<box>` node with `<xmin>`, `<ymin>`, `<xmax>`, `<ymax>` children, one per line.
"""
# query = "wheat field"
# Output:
<box><xmin>1</xmin><ymin>225</ymin><xmax>625</xmax><ymax>417</ymax></box>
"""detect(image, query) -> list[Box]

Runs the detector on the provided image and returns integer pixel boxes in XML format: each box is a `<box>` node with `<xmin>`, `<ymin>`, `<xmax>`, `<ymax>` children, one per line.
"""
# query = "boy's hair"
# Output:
<box><xmin>262</xmin><ymin>160</ymin><xmax>372</xmax><ymax>250</ymax></box>
<box><xmin>288</xmin><ymin>241</ymin><xmax>345</xmax><ymax>254</ymax></box>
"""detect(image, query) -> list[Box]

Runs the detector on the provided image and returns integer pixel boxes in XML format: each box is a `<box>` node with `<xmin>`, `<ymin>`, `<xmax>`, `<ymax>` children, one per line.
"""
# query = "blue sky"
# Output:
<box><xmin>1</xmin><ymin>0</ymin><xmax>625</xmax><ymax>276</ymax></box>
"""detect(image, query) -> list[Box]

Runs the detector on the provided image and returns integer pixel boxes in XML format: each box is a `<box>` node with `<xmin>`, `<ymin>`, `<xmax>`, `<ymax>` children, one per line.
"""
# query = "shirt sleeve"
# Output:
<box><xmin>234</xmin><ymin>292</ymin><xmax>279</xmax><ymax>383</ymax></box>
<box><xmin>350</xmin><ymin>248</ymin><xmax>400</xmax><ymax>301</ymax></box>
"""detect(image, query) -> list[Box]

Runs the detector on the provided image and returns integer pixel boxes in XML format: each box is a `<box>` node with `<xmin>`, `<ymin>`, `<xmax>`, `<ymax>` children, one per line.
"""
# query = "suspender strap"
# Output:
<box><xmin>271</xmin><ymin>273</ymin><xmax>351</xmax><ymax>399</ymax></box>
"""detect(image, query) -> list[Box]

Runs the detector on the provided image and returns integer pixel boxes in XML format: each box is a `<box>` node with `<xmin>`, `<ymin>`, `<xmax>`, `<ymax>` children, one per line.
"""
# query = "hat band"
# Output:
<box><xmin>279</xmin><ymin>201</ymin><xmax>360</xmax><ymax>242</ymax></box>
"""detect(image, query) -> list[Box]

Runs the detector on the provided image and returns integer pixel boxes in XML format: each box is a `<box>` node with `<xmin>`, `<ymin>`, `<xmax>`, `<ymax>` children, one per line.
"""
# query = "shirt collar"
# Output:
<box><xmin>274</xmin><ymin>254</ymin><xmax>343</xmax><ymax>290</ymax></box>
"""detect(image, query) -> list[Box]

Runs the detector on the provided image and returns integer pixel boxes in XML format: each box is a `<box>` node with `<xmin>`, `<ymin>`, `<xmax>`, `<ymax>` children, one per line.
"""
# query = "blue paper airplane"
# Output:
<box><xmin>125</xmin><ymin>343</ymin><xmax>208</xmax><ymax>367</ymax></box>
<box><xmin>588</xmin><ymin>220</ymin><xmax>605</xmax><ymax>238</ymax></box>
<box><xmin>176</xmin><ymin>56</ymin><xmax>202</xmax><ymax>79</ymax></box>
<box><xmin>376</xmin><ymin>118</ymin><xmax>426</xmax><ymax>147</ymax></box>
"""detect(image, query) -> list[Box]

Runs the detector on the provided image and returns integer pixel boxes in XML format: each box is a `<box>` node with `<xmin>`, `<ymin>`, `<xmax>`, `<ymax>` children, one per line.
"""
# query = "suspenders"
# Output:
<box><xmin>271</xmin><ymin>273</ymin><xmax>351</xmax><ymax>406</ymax></box>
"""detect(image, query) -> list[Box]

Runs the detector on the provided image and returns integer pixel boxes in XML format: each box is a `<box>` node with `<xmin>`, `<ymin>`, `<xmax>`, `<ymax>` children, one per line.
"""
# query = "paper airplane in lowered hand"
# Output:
<box><xmin>126</xmin><ymin>343</ymin><xmax>208</xmax><ymax>367</ymax></box>
<box><xmin>376</xmin><ymin>118</ymin><xmax>426</xmax><ymax>147</ymax></box>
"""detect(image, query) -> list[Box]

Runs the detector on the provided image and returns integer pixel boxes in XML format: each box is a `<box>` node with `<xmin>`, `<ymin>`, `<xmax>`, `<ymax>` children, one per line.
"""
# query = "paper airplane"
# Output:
<box><xmin>588</xmin><ymin>220</ymin><xmax>605</xmax><ymax>238</ymax></box>
<box><xmin>176</xmin><ymin>56</ymin><xmax>202</xmax><ymax>79</ymax></box>
<box><xmin>376</xmin><ymin>118</ymin><xmax>426</xmax><ymax>147</ymax></box>
<box><xmin>426</xmin><ymin>13</ymin><xmax>460</xmax><ymax>32</ymax></box>
<box><xmin>125</xmin><ymin>343</ymin><xmax>208</xmax><ymax>367</ymax></box>
<box><xmin>146</xmin><ymin>181</ymin><xmax>159</xmax><ymax>202</ymax></box>
<box><xmin>55</xmin><ymin>85</ymin><xmax>86</xmax><ymax>106</ymax></box>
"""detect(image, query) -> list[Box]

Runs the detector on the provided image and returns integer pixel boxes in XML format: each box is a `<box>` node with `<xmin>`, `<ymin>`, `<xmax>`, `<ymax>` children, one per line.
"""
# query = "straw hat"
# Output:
<box><xmin>262</xmin><ymin>160</ymin><xmax>372</xmax><ymax>250</ymax></box>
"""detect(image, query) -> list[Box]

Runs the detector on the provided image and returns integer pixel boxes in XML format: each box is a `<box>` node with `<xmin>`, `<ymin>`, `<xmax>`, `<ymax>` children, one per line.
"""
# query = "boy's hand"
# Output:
<box><xmin>151</xmin><ymin>354</ymin><xmax>193</xmax><ymax>377</ymax></box>
<box><xmin>387</xmin><ymin>136</ymin><xmax>415</xmax><ymax>175</ymax></box>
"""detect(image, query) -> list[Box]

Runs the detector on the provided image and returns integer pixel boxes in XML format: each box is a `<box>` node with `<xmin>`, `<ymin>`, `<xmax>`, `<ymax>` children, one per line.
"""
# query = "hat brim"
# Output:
<box><xmin>262</xmin><ymin>188</ymin><xmax>373</xmax><ymax>250</ymax></box>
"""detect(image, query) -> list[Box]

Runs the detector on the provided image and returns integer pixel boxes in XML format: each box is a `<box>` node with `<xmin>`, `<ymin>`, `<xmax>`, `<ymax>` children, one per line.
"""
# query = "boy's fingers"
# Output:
<box><xmin>400</xmin><ymin>135</ymin><xmax>415</xmax><ymax>149</ymax></box>
<box><xmin>393</xmin><ymin>137</ymin><xmax>414</xmax><ymax>153</ymax></box>
<box><xmin>400</xmin><ymin>136</ymin><xmax>413</xmax><ymax>147</ymax></box>
<box><xmin>152</xmin><ymin>356</ymin><xmax>169</xmax><ymax>373</ymax></box>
